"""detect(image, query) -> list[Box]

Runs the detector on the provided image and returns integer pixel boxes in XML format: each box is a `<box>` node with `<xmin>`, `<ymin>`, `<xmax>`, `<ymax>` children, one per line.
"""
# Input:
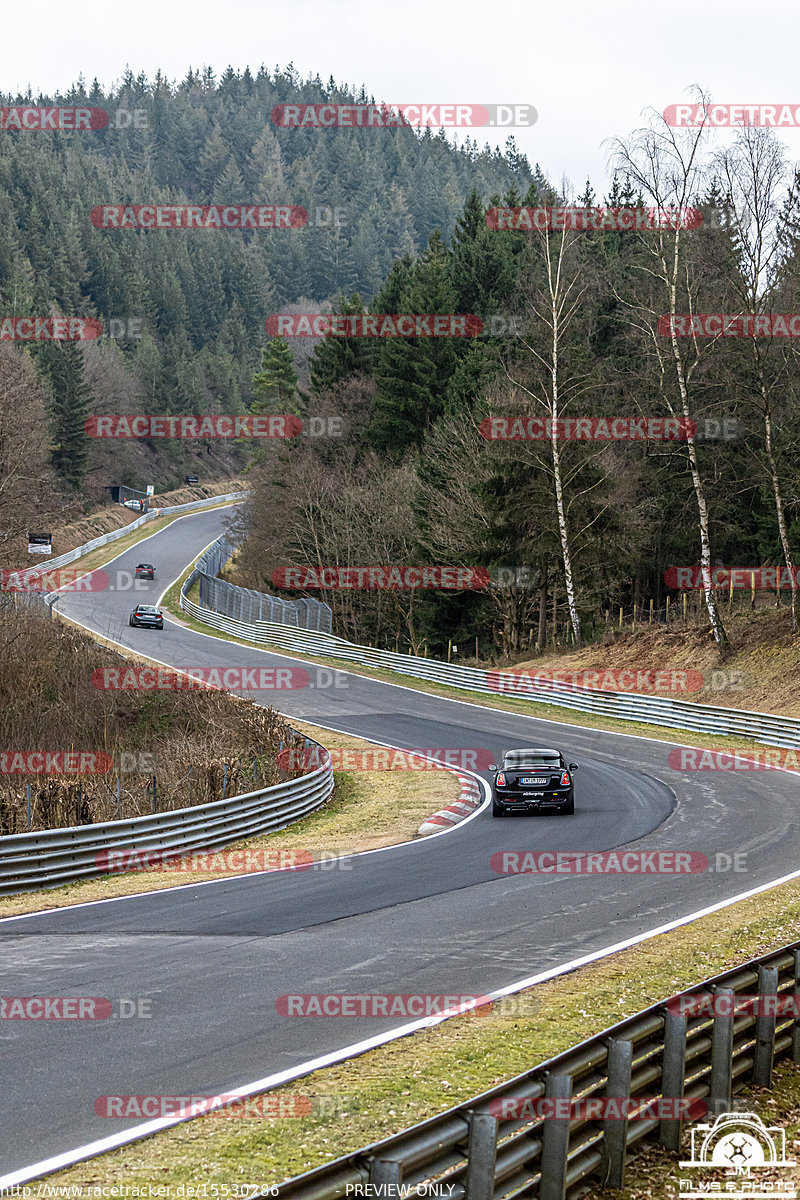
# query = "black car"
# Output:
<box><xmin>135</xmin><ymin>563</ymin><xmax>155</xmax><ymax>579</ymax></box>
<box><xmin>129</xmin><ymin>604</ymin><xmax>164</xmax><ymax>629</ymax></box>
<box><xmin>490</xmin><ymin>747</ymin><xmax>578</xmax><ymax>816</ymax></box>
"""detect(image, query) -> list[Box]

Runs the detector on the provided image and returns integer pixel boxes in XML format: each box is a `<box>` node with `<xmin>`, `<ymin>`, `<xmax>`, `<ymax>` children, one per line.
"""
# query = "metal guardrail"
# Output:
<box><xmin>275</xmin><ymin>942</ymin><xmax>800</xmax><ymax>1199</ymax></box>
<box><xmin>5</xmin><ymin>491</ymin><xmax>245</xmax><ymax>616</ymax></box>
<box><xmin>180</xmin><ymin>541</ymin><xmax>800</xmax><ymax>750</ymax></box>
<box><xmin>0</xmin><ymin>749</ymin><xmax>334</xmax><ymax>896</ymax></box>
<box><xmin>19</xmin><ymin>489</ymin><xmax>246</xmax><ymax>581</ymax></box>
<box><xmin>0</xmin><ymin>494</ymin><xmax>340</xmax><ymax>895</ymax></box>
<box><xmin>188</xmin><ymin>537</ymin><xmax>333</xmax><ymax>632</ymax></box>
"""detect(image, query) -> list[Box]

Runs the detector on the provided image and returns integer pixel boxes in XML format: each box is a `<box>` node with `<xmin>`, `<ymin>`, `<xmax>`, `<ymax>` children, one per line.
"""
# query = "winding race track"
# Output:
<box><xmin>2</xmin><ymin>506</ymin><xmax>797</xmax><ymax>1178</ymax></box>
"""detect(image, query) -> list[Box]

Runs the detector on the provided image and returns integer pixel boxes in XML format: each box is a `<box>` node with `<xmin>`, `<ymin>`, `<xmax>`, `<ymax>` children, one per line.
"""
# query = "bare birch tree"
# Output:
<box><xmin>607</xmin><ymin>95</ymin><xmax>731</xmax><ymax>655</ymax></box>
<box><xmin>502</xmin><ymin>204</ymin><xmax>595</xmax><ymax>646</ymax></box>
<box><xmin>715</xmin><ymin>125</ymin><xmax>799</xmax><ymax>633</ymax></box>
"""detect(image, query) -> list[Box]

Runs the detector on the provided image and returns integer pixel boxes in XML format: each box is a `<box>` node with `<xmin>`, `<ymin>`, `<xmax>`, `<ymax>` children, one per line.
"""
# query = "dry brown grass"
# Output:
<box><xmin>510</xmin><ymin>606</ymin><xmax>800</xmax><ymax>718</ymax></box>
<box><xmin>0</xmin><ymin>717</ymin><xmax>458</xmax><ymax>917</ymax></box>
<box><xmin>23</xmin><ymin>478</ymin><xmax>245</xmax><ymax>560</ymax></box>
<box><xmin>0</xmin><ymin>606</ymin><xmax>301</xmax><ymax>835</ymax></box>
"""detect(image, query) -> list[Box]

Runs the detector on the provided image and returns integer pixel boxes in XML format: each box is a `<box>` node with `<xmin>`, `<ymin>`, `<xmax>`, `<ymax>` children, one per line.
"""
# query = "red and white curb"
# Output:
<box><xmin>417</xmin><ymin>773</ymin><xmax>483</xmax><ymax>836</ymax></box>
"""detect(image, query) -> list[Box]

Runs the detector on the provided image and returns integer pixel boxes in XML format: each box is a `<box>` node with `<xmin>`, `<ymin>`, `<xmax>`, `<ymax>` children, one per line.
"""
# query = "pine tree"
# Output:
<box><xmin>370</xmin><ymin>231</ymin><xmax>462</xmax><ymax>457</ymax></box>
<box><xmin>252</xmin><ymin>338</ymin><xmax>299</xmax><ymax>411</ymax></box>
<box><xmin>44</xmin><ymin>341</ymin><xmax>91</xmax><ymax>489</ymax></box>
<box><xmin>309</xmin><ymin>293</ymin><xmax>373</xmax><ymax>393</ymax></box>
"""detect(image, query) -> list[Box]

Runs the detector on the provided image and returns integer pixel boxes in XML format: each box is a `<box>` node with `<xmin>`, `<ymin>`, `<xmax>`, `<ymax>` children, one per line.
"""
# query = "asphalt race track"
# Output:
<box><xmin>2</xmin><ymin>505</ymin><xmax>798</xmax><ymax>1177</ymax></box>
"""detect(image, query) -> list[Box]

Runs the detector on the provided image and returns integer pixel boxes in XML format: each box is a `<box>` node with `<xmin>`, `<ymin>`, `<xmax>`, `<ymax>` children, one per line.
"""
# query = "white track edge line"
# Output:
<box><xmin>6</xmin><ymin>862</ymin><xmax>800</xmax><ymax>1187</ymax></box>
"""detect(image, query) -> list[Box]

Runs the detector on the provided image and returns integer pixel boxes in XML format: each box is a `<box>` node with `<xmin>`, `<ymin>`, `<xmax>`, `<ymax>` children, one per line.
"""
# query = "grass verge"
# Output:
<box><xmin>162</xmin><ymin>576</ymin><xmax>777</xmax><ymax>758</ymax></box>
<box><xmin>0</xmin><ymin>716</ymin><xmax>458</xmax><ymax>919</ymax></box>
<box><xmin>582</xmin><ymin>1053</ymin><xmax>800</xmax><ymax>1200</ymax></box>
<box><xmin>36</xmin><ymin>872</ymin><xmax>800</xmax><ymax>1192</ymax></box>
<box><xmin>51</xmin><ymin>496</ymin><xmax>241</xmax><ymax>581</ymax></box>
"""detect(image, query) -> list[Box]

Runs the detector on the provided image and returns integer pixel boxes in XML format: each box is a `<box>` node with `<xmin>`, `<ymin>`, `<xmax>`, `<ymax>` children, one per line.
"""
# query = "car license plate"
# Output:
<box><xmin>520</xmin><ymin>776</ymin><xmax>547</xmax><ymax>784</ymax></box>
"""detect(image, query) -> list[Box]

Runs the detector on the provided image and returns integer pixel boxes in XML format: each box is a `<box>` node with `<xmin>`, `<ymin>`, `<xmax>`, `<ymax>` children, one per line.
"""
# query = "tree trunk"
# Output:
<box><xmin>549</xmin><ymin>303</ymin><xmax>582</xmax><ymax>647</ymax></box>
<box><xmin>664</xmin><ymin>237</ymin><xmax>730</xmax><ymax>658</ymax></box>
<box><xmin>537</xmin><ymin>564</ymin><xmax>548</xmax><ymax>651</ymax></box>
<box><xmin>759</xmin><ymin>375</ymin><xmax>798</xmax><ymax>635</ymax></box>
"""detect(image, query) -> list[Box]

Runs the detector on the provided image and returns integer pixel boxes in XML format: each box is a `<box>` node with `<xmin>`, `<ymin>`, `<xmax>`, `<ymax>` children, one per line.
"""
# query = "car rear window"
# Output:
<box><xmin>506</xmin><ymin>757</ymin><xmax>560</xmax><ymax>769</ymax></box>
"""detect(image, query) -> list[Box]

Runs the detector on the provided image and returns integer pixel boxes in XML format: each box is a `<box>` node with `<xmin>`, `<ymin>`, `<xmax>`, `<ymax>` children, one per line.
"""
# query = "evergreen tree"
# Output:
<box><xmin>43</xmin><ymin>341</ymin><xmax>91</xmax><ymax>489</ymax></box>
<box><xmin>309</xmin><ymin>293</ymin><xmax>373</xmax><ymax>393</ymax></box>
<box><xmin>252</xmin><ymin>338</ymin><xmax>299</xmax><ymax>411</ymax></box>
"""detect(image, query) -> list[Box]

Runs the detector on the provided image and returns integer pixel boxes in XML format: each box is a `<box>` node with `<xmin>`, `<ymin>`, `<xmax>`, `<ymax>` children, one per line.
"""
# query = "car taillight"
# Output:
<box><xmin>496</xmin><ymin>772</ymin><xmax>506</xmax><ymax>786</ymax></box>
<box><xmin>560</xmin><ymin>771</ymin><xmax>570</xmax><ymax>786</ymax></box>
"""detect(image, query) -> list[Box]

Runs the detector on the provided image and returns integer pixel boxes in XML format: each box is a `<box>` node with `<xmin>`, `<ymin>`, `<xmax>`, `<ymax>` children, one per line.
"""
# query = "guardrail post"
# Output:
<box><xmin>660</xmin><ymin>1008</ymin><xmax>687</xmax><ymax>1151</ymax></box>
<box><xmin>710</xmin><ymin>987</ymin><xmax>734</xmax><ymax>1114</ymax></box>
<box><xmin>539</xmin><ymin>1073</ymin><xmax>572</xmax><ymax>1200</ymax></box>
<box><xmin>754</xmin><ymin>966</ymin><xmax>778</xmax><ymax>1086</ymax></box>
<box><xmin>369</xmin><ymin>1156</ymin><xmax>401</xmax><ymax>1197</ymax></box>
<box><xmin>465</xmin><ymin>1110</ymin><xmax>498</xmax><ymax>1200</ymax></box>
<box><xmin>603</xmin><ymin>1039</ymin><xmax>632</xmax><ymax>1187</ymax></box>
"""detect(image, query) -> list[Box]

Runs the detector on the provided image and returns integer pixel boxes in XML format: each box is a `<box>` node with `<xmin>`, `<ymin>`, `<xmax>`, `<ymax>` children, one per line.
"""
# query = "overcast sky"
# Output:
<box><xmin>2</xmin><ymin>0</ymin><xmax>800</xmax><ymax>190</ymax></box>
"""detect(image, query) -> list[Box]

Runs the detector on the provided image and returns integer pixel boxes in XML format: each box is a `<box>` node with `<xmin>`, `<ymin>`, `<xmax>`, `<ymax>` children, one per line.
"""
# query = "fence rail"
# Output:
<box><xmin>274</xmin><ymin>941</ymin><xmax>800</xmax><ymax>1199</ymax></box>
<box><xmin>188</xmin><ymin>538</ymin><xmax>333</xmax><ymax>632</ymax></box>
<box><xmin>3</xmin><ymin>491</ymin><xmax>245</xmax><ymax>618</ymax></box>
<box><xmin>180</xmin><ymin>540</ymin><xmax>800</xmax><ymax>750</ymax></box>
<box><xmin>0</xmin><ymin>748</ymin><xmax>333</xmax><ymax>896</ymax></box>
<box><xmin>26</xmin><ymin>489</ymin><xmax>247</xmax><ymax>580</ymax></box>
<box><xmin>0</xmin><ymin>491</ymin><xmax>341</xmax><ymax>895</ymax></box>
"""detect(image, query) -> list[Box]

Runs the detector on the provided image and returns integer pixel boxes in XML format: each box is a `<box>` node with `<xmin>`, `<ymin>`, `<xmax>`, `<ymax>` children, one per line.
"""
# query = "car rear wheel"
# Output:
<box><xmin>129</xmin><ymin>616</ymin><xmax>136</xmax><ymax>626</ymax></box>
<box><xmin>561</xmin><ymin>796</ymin><xmax>575</xmax><ymax>814</ymax></box>
<box><xmin>492</xmin><ymin>798</ymin><xmax>505</xmax><ymax>817</ymax></box>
